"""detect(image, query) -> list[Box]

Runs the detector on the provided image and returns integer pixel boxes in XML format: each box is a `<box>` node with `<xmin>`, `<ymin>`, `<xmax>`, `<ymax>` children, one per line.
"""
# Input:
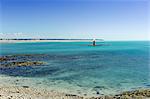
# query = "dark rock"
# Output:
<box><xmin>84</xmin><ymin>94</ymin><xmax>87</xmax><ymax>96</ymax></box>
<box><xmin>22</xmin><ymin>86</ymin><xmax>29</xmax><ymax>88</ymax></box>
<box><xmin>145</xmin><ymin>84</ymin><xmax>150</xmax><ymax>87</ymax></box>
<box><xmin>0</xmin><ymin>57</ymin><xmax>8</xmax><ymax>61</ymax></box>
<box><xmin>96</xmin><ymin>91</ymin><xmax>100</xmax><ymax>94</ymax></box>
<box><xmin>65</xmin><ymin>94</ymin><xmax>77</xmax><ymax>96</ymax></box>
<box><xmin>94</xmin><ymin>86</ymin><xmax>107</xmax><ymax>89</ymax></box>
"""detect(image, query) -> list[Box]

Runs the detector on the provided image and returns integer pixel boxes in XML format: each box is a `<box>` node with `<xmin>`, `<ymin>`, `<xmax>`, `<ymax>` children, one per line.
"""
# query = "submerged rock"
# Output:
<box><xmin>22</xmin><ymin>86</ymin><xmax>29</xmax><ymax>88</ymax></box>
<box><xmin>1</xmin><ymin>61</ymin><xmax>46</xmax><ymax>67</ymax></box>
<box><xmin>0</xmin><ymin>54</ymin><xmax>47</xmax><ymax>67</ymax></box>
<box><xmin>94</xmin><ymin>86</ymin><xmax>107</xmax><ymax>89</ymax></box>
<box><xmin>0</xmin><ymin>57</ymin><xmax>8</xmax><ymax>61</ymax></box>
<box><xmin>0</xmin><ymin>54</ymin><xmax>48</xmax><ymax>62</ymax></box>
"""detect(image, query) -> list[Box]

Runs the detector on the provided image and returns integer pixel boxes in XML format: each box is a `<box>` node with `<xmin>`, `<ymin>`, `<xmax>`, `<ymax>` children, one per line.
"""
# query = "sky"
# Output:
<box><xmin>0</xmin><ymin>0</ymin><xmax>149</xmax><ymax>40</ymax></box>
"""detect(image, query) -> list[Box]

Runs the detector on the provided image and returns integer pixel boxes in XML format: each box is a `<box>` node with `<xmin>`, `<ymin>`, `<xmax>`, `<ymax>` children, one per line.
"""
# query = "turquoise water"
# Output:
<box><xmin>0</xmin><ymin>41</ymin><xmax>150</xmax><ymax>96</ymax></box>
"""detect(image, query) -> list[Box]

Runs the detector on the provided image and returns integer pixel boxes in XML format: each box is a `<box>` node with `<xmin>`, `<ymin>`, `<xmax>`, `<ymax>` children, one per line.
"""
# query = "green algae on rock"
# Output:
<box><xmin>1</xmin><ymin>61</ymin><xmax>46</xmax><ymax>67</ymax></box>
<box><xmin>0</xmin><ymin>54</ymin><xmax>47</xmax><ymax>67</ymax></box>
<box><xmin>93</xmin><ymin>89</ymin><xmax>150</xmax><ymax>99</ymax></box>
<box><xmin>0</xmin><ymin>57</ymin><xmax>9</xmax><ymax>61</ymax></box>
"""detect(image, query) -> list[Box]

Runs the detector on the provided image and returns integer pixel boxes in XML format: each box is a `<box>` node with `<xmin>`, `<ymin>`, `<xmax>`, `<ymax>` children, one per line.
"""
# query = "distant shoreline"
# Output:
<box><xmin>0</xmin><ymin>39</ymin><xmax>149</xmax><ymax>43</ymax></box>
<box><xmin>0</xmin><ymin>39</ymin><xmax>104</xmax><ymax>43</ymax></box>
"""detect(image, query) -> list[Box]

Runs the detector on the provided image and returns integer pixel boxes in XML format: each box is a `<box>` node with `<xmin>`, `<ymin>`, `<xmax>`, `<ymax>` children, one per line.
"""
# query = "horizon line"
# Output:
<box><xmin>0</xmin><ymin>38</ymin><xmax>150</xmax><ymax>41</ymax></box>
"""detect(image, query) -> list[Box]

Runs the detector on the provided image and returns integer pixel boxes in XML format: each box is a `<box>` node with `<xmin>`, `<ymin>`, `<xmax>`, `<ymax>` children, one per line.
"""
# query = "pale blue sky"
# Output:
<box><xmin>0</xmin><ymin>0</ymin><xmax>149</xmax><ymax>40</ymax></box>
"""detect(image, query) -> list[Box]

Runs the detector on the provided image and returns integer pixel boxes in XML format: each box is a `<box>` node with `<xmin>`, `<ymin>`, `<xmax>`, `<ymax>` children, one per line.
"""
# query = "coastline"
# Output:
<box><xmin>0</xmin><ymin>40</ymin><xmax>149</xmax><ymax>44</ymax></box>
<box><xmin>0</xmin><ymin>85</ymin><xmax>149</xmax><ymax>99</ymax></box>
<box><xmin>0</xmin><ymin>40</ymin><xmax>102</xmax><ymax>43</ymax></box>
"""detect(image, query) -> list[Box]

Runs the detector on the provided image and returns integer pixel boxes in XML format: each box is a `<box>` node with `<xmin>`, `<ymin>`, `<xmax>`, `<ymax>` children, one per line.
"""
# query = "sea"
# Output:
<box><xmin>0</xmin><ymin>41</ymin><xmax>149</xmax><ymax>96</ymax></box>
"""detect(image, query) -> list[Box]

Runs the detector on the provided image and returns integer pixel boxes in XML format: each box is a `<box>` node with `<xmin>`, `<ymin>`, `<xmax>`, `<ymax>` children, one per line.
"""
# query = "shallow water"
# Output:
<box><xmin>0</xmin><ymin>41</ymin><xmax>150</xmax><ymax>96</ymax></box>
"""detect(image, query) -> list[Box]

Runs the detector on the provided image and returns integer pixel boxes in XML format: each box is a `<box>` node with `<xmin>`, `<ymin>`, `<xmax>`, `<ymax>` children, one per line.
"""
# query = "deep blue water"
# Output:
<box><xmin>0</xmin><ymin>41</ymin><xmax>150</xmax><ymax>96</ymax></box>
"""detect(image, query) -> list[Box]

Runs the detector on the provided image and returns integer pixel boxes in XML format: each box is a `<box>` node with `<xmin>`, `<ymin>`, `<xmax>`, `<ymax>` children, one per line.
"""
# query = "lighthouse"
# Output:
<box><xmin>92</xmin><ymin>38</ymin><xmax>96</xmax><ymax>46</ymax></box>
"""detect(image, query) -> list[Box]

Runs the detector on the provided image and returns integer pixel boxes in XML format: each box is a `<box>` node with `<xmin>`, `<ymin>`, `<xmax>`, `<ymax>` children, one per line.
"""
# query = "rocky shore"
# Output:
<box><xmin>0</xmin><ymin>86</ymin><xmax>149</xmax><ymax>99</ymax></box>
